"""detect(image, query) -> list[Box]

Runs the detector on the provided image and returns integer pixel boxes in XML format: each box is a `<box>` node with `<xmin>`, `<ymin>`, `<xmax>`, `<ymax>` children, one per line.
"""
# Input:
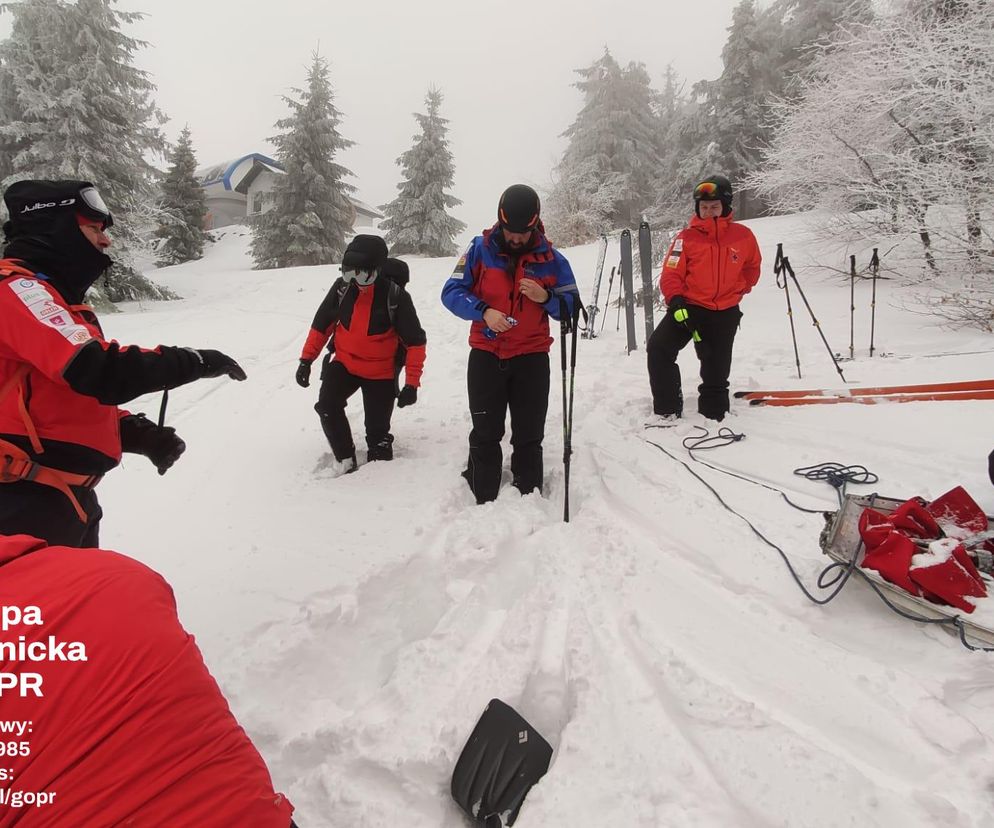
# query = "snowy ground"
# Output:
<box><xmin>99</xmin><ymin>215</ymin><xmax>994</xmax><ymax>827</ymax></box>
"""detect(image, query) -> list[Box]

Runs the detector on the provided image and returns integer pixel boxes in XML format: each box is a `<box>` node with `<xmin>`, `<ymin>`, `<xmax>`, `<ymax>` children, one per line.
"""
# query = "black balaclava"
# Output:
<box><xmin>3</xmin><ymin>179</ymin><xmax>114</xmax><ymax>304</ymax></box>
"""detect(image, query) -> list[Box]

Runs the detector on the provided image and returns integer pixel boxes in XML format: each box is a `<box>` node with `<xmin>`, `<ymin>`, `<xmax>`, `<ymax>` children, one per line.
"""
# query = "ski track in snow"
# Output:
<box><xmin>95</xmin><ymin>223</ymin><xmax>994</xmax><ymax>827</ymax></box>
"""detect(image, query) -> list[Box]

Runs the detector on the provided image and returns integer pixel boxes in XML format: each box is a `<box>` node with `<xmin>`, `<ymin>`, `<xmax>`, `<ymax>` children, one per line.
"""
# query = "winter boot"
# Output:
<box><xmin>366</xmin><ymin>434</ymin><xmax>394</xmax><ymax>463</ymax></box>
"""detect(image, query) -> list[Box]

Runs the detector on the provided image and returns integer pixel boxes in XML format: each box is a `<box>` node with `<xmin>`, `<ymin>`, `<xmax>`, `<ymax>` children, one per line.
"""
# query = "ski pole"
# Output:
<box><xmin>780</xmin><ymin>250</ymin><xmax>847</xmax><ymax>383</ymax></box>
<box><xmin>157</xmin><ymin>389</ymin><xmax>169</xmax><ymax>428</ymax></box>
<box><xmin>560</xmin><ymin>294</ymin><xmax>588</xmax><ymax>523</ymax></box>
<box><xmin>869</xmin><ymin>247</ymin><xmax>879</xmax><ymax>357</ymax></box>
<box><xmin>774</xmin><ymin>243</ymin><xmax>802</xmax><ymax>379</ymax></box>
<box><xmin>849</xmin><ymin>254</ymin><xmax>856</xmax><ymax>361</ymax></box>
<box><xmin>600</xmin><ymin>266</ymin><xmax>616</xmax><ymax>334</ymax></box>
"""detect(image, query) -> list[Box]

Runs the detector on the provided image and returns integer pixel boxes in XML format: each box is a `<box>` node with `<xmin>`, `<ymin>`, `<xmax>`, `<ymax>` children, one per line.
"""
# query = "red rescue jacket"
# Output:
<box><xmin>0</xmin><ymin>535</ymin><xmax>294</xmax><ymax>827</ymax></box>
<box><xmin>301</xmin><ymin>277</ymin><xmax>426</xmax><ymax>386</ymax></box>
<box><xmin>659</xmin><ymin>213</ymin><xmax>762</xmax><ymax>311</ymax></box>
<box><xmin>0</xmin><ymin>262</ymin><xmax>124</xmax><ymax>472</ymax></box>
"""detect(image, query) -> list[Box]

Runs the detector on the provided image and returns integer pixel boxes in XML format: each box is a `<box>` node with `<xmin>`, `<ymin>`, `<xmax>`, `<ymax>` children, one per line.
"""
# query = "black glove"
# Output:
<box><xmin>668</xmin><ymin>295</ymin><xmax>687</xmax><ymax>312</ymax></box>
<box><xmin>296</xmin><ymin>359</ymin><xmax>312</xmax><ymax>388</ymax></box>
<box><xmin>397</xmin><ymin>385</ymin><xmax>418</xmax><ymax>408</ymax></box>
<box><xmin>197</xmin><ymin>349</ymin><xmax>247</xmax><ymax>381</ymax></box>
<box><xmin>119</xmin><ymin>414</ymin><xmax>187</xmax><ymax>475</ymax></box>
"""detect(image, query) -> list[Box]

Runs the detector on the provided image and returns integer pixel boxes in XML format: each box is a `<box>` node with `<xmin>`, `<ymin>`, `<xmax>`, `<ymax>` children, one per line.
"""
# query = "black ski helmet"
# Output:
<box><xmin>497</xmin><ymin>184</ymin><xmax>540</xmax><ymax>234</ymax></box>
<box><xmin>693</xmin><ymin>175</ymin><xmax>733</xmax><ymax>218</ymax></box>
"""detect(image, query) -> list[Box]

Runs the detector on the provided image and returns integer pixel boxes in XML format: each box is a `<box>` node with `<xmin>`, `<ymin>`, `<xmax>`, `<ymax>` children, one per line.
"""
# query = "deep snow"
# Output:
<box><xmin>98</xmin><ymin>214</ymin><xmax>994</xmax><ymax>827</ymax></box>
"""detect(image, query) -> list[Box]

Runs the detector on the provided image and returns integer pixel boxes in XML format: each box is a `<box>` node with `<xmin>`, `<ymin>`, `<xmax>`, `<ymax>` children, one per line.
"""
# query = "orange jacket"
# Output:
<box><xmin>659</xmin><ymin>213</ymin><xmax>761</xmax><ymax>310</ymax></box>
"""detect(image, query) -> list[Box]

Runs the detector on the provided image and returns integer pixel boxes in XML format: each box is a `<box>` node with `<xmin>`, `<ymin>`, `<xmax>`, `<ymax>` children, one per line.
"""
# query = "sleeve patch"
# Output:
<box><xmin>9</xmin><ymin>278</ymin><xmax>94</xmax><ymax>345</ymax></box>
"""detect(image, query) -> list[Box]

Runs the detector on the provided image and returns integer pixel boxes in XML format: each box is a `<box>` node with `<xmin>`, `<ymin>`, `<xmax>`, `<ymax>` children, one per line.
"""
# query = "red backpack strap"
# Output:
<box><xmin>0</xmin><ymin>365</ymin><xmax>43</xmax><ymax>454</ymax></box>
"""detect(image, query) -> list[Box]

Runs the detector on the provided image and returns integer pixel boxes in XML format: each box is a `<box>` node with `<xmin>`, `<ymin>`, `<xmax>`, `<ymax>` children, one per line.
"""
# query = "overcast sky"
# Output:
<box><xmin>2</xmin><ymin>0</ymin><xmax>741</xmax><ymax>242</ymax></box>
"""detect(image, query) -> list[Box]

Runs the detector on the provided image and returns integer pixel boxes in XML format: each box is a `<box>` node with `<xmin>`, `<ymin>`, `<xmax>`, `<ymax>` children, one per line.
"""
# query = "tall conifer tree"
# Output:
<box><xmin>156</xmin><ymin>126</ymin><xmax>207</xmax><ymax>266</ymax></box>
<box><xmin>0</xmin><ymin>0</ymin><xmax>171</xmax><ymax>301</ymax></box>
<box><xmin>380</xmin><ymin>87</ymin><xmax>464</xmax><ymax>257</ymax></box>
<box><xmin>251</xmin><ymin>52</ymin><xmax>354</xmax><ymax>269</ymax></box>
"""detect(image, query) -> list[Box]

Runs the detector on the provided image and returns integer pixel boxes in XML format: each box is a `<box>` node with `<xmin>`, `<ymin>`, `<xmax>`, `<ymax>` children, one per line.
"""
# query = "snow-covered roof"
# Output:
<box><xmin>196</xmin><ymin>153</ymin><xmax>283</xmax><ymax>191</ymax></box>
<box><xmin>196</xmin><ymin>153</ymin><xmax>383</xmax><ymax>218</ymax></box>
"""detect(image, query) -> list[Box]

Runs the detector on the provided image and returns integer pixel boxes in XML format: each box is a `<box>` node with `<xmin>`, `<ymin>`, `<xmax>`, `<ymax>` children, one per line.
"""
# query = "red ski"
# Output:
<box><xmin>750</xmin><ymin>388</ymin><xmax>994</xmax><ymax>406</ymax></box>
<box><xmin>736</xmin><ymin>378</ymin><xmax>994</xmax><ymax>401</ymax></box>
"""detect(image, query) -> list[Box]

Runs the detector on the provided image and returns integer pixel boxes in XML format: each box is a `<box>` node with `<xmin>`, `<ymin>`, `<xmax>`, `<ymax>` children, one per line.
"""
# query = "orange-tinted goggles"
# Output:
<box><xmin>694</xmin><ymin>181</ymin><xmax>719</xmax><ymax>199</ymax></box>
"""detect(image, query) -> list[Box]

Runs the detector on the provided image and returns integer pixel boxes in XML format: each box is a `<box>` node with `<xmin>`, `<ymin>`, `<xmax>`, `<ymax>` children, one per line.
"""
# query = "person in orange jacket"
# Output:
<box><xmin>0</xmin><ymin>533</ymin><xmax>294</xmax><ymax>827</ymax></box>
<box><xmin>0</xmin><ymin>180</ymin><xmax>247</xmax><ymax>548</ymax></box>
<box><xmin>647</xmin><ymin>175</ymin><xmax>761</xmax><ymax>422</ymax></box>
<box><xmin>296</xmin><ymin>235</ymin><xmax>426</xmax><ymax>473</ymax></box>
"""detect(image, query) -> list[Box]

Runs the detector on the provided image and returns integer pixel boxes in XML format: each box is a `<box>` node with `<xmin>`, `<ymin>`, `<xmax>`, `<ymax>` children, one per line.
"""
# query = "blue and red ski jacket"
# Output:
<box><xmin>441</xmin><ymin>224</ymin><xmax>578</xmax><ymax>359</ymax></box>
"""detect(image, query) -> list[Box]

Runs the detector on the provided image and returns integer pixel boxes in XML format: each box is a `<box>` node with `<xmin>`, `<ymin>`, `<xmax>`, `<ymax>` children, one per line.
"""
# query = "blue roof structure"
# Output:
<box><xmin>198</xmin><ymin>153</ymin><xmax>283</xmax><ymax>191</ymax></box>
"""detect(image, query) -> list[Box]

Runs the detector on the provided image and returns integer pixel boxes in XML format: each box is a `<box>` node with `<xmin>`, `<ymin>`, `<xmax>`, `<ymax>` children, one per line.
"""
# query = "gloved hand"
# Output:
<box><xmin>119</xmin><ymin>414</ymin><xmax>187</xmax><ymax>475</ymax></box>
<box><xmin>669</xmin><ymin>296</ymin><xmax>700</xmax><ymax>342</ymax></box>
<box><xmin>296</xmin><ymin>359</ymin><xmax>312</xmax><ymax>388</ymax></box>
<box><xmin>198</xmin><ymin>349</ymin><xmax>247</xmax><ymax>381</ymax></box>
<box><xmin>397</xmin><ymin>385</ymin><xmax>418</xmax><ymax>408</ymax></box>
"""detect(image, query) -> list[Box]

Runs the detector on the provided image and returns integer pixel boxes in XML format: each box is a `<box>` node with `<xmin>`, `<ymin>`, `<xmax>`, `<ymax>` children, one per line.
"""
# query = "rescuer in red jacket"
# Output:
<box><xmin>0</xmin><ymin>533</ymin><xmax>295</xmax><ymax>827</ymax></box>
<box><xmin>0</xmin><ymin>179</ymin><xmax>247</xmax><ymax>547</ymax></box>
<box><xmin>647</xmin><ymin>175</ymin><xmax>761</xmax><ymax>422</ymax></box>
<box><xmin>296</xmin><ymin>235</ymin><xmax>426</xmax><ymax>474</ymax></box>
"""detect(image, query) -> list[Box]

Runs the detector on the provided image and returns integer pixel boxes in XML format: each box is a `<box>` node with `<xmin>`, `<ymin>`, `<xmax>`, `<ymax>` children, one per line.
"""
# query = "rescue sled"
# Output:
<box><xmin>819</xmin><ymin>493</ymin><xmax>994</xmax><ymax>648</ymax></box>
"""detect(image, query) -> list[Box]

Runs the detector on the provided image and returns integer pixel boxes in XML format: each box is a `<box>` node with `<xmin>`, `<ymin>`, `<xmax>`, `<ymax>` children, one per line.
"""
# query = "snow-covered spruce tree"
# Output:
<box><xmin>379</xmin><ymin>87</ymin><xmax>465</xmax><ymax>257</ymax></box>
<box><xmin>752</xmin><ymin>0</ymin><xmax>994</xmax><ymax>328</ymax></box>
<box><xmin>703</xmin><ymin>0</ymin><xmax>784</xmax><ymax>219</ymax></box>
<box><xmin>155</xmin><ymin>125</ymin><xmax>208</xmax><ymax>266</ymax></box>
<box><xmin>553</xmin><ymin>50</ymin><xmax>664</xmax><ymax>232</ymax></box>
<box><xmin>544</xmin><ymin>156</ymin><xmax>624</xmax><ymax>247</ymax></box>
<box><xmin>251</xmin><ymin>52</ymin><xmax>354</xmax><ymax>269</ymax></box>
<box><xmin>0</xmin><ymin>0</ymin><xmax>173</xmax><ymax>302</ymax></box>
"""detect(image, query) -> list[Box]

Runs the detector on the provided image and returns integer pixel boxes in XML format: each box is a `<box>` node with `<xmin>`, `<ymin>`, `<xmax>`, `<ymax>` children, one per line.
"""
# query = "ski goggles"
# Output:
<box><xmin>693</xmin><ymin>181</ymin><xmax>719</xmax><ymax>200</ymax></box>
<box><xmin>341</xmin><ymin>265</ymin><xmax>378</xmax><ymax>286</ymax></box>
<box><xmin>77</xmin><ymin>186</ymin><xmax>114</xmax><ymax>229</ymax></box>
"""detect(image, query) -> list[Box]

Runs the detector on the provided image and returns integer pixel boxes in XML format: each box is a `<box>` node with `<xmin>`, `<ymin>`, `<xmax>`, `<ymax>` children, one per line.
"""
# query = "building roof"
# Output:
<box><xmin>196</xmin><ymin>153</ymin><xmax>282</xmax><ymax>191</ymax></box>
<box><xmin>196</xmin><ymin>152</ymin><xmax>384</xmax><ymax>219</ymax></box>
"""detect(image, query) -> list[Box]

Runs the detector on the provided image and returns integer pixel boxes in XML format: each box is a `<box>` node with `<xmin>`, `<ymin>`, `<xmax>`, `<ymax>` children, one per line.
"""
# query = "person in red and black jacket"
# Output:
<box><xmin>296</xmin><ymin>235</ymin><xmax>426</xmax><ymax>472</ymax></box>
<box><xmin>648</xmin><ymin>175</ymin><xmax>761</xmax><ymax>422</ymax></box>
<box><xmin>0</xmin><ymin>179</ymin><xmax>247</xmax><ymax>548</ymax></box>
<box><xmin>441</xmin><ymin>185</ymin><xmax>579</xmax><ymax>504</ymax></box>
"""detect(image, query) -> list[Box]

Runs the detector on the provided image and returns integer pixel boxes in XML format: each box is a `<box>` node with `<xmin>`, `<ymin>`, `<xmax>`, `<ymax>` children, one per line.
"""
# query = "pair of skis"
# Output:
<box><xmin>737</xmin><ymin>378</ymin><xmax>994</xmax><ymax>407</ymax></box>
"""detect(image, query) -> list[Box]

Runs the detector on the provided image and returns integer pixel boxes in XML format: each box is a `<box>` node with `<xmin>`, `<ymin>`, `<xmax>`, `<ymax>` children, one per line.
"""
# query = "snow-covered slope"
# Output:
<box><xmin>99</xmin><ymin>217</ymin><xmax>994</xmax><ymax>827</ymax></box>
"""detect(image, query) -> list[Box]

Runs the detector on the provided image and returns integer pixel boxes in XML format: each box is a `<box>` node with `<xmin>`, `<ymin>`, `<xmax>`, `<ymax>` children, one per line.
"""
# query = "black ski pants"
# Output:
<box><xmin>0</xmin><ymin>481</ymin><xmax>102</xmax><ymax>548</ymax></box>
<box><xmin>647</xmin><ymin>304</ymin><xmax>742</xmax><ymax>420</ymax></box>
<box><xmin>464</xmin><ymin>349</ymin><xmax>550</xmax><ymax>504</ymax></box>
<box><xmin>315</xmin><ymin>358</ymin><xmax>395</xmax><ymax>461</ymax></box>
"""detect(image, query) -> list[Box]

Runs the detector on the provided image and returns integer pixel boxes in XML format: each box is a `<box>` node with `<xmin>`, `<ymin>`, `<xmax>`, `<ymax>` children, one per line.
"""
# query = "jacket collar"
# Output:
<box><xmin>482</xmin><ymin>223</ymin><xmax>552</xmax><ymax>260</ymax></box>
<box><xmin>688</xmin><ymin>211</ymin><xmax>735</xmax><ymax>235</ymax></box>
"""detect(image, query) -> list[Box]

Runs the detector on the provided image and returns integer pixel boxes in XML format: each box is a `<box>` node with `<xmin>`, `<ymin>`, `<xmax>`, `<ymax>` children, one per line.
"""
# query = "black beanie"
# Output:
<box><xmin>497</xmin><ymin>184</ymin><xmax>541</xmax><ymax>233</ymax></box>
<box><xmin>4</xmin><ymin>179</ymin><xmax>113</xmax><ymax>239</ymax></box>
<box><xmin>342</xmin><ymin>234</ymin><xmax>388</xmax><ymax>270</ymax></box>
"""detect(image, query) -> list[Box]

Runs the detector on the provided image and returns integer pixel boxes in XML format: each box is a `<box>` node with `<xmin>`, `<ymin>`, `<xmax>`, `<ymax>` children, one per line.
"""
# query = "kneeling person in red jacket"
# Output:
<box><xmin>648</xmin><ymin>175</ymin><xmax>761</xmax><ymax>422</ymax></box>
<box><xmin>441</xmin><ymin>185</ymin><xmax>578</xmax><ymax>504</ymax></box>
<box><xmin>296</xmin><ymin>236</ymin><xmax>426</xmax><ymax>472</ymax></box>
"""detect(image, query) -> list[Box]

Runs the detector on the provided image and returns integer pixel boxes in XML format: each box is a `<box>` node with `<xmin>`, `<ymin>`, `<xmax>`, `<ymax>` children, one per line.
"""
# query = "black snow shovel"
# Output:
<box><xmin>451</xmin><ymin>699</ymin><xmax>553</xmax><ymax>827</ymax></box>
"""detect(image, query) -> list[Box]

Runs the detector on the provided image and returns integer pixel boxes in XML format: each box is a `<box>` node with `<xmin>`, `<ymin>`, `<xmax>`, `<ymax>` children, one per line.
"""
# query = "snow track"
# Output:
<box><xmin>97</xmin><ymin>225</ymin><xmax>994</xmax><ymax>826</ymax></box>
